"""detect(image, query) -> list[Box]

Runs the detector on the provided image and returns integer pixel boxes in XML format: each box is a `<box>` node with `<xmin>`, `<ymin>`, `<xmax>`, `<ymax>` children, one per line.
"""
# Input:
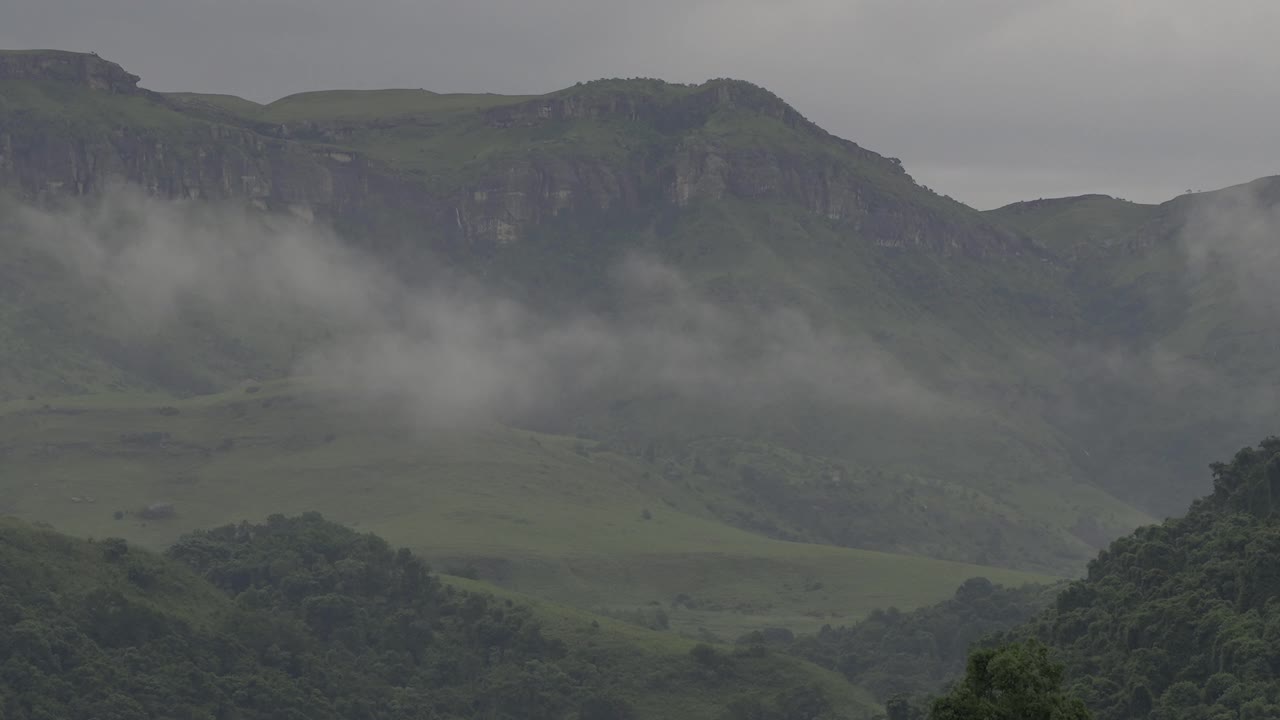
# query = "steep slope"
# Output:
<box><xmin>1013</xmin><ymin>437</ymin><xmax>1280</xmax><ymax>720</ymax></box>
<box><xmin>986</xmin><ymin>179</ymin><xmax>1280</xmax><ymax>516</ymax></box>
<box><xmin>0</xmin><ymin>514</ymin><xmax>878</xmax><ymax>719</ymax></box>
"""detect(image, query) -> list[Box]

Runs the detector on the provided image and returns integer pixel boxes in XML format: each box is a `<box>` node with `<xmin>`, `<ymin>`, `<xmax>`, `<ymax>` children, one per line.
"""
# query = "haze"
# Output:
<box><xmin>14</xmin><ymin>188</ymin><xmax>947</xmax><ymax>429</ymax></box>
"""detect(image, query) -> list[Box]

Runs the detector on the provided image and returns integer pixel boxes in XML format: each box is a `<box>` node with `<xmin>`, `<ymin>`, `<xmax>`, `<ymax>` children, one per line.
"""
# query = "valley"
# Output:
<box><xmin>2</xmin><ymin>46</ymin><xmax>1280</xmax><ymax>719</ymax></box>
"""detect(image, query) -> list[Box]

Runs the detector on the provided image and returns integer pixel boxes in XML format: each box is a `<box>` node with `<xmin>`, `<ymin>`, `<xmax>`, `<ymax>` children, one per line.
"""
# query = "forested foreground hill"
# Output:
<box><xmin>1011</xmin><ymin>436</ymin><xmax>1280</xmax><ymax>720</ymax></box>
<box><xmin>0</xmin><ymin>514</ymin><xmax>876</xmax><ymax>720</ymax></box>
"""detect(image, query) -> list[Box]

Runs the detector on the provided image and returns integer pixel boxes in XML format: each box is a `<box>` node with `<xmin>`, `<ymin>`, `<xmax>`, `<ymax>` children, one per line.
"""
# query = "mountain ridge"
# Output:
<box><xmin>0</xmin><ymin>48</ymin><xmax>144</xmax><ymax>95</ymax></box>
<box><xmin>0</xmin><ymin>48</ymin><xmax>1023</xmax><ymax>255</ymax></box>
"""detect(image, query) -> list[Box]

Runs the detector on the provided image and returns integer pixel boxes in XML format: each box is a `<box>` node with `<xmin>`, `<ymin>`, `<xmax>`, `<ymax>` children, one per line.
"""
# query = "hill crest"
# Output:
<box><xmin>0</xmin><ymin>48</ymin><xmax>141</xmax><ymax>94</ymax></box>
<box><xmin>0</xmin><ymin>48</ymin><xmax>1021</xmax><ymax>255</ymax></box>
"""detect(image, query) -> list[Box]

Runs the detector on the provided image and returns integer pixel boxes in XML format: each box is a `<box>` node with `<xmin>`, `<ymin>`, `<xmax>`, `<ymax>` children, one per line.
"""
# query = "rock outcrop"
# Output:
<box><xmin>0</xmin><ymin>49</ymin><xmax>141</xmax><ymax>94</ymax></box>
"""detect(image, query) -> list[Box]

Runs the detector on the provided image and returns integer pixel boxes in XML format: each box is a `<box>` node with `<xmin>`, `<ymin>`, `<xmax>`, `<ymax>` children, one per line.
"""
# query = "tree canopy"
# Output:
<box><xmin>928</xmin><ymin>641</ymin><xmax>1090</xmax><ymax>720</ymax></box>
<box><xmin>0</xmin><ymin>513</ymin><xmax>859</xmax><ymax>719</ymax></box>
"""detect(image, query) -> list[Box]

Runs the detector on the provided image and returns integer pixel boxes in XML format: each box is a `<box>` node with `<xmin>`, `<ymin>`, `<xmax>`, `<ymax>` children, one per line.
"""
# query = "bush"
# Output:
<box><xmin>691</xmin><ymin>643</ymin><xmax>721</xmax><ymax>667</ymax></box>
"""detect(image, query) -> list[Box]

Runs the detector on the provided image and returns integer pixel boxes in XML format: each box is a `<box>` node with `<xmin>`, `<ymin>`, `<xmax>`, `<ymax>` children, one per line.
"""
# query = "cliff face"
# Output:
<box><xmin>0</xmin><ymin>51</ymin><xmax>1020</xmax><ymax>257</ymax></box>
<box><xmin>464</xmin><ymin>79</ymin><xmax>1021</xmax><ymax>254</ymax></box>
<box><xmin>0</xmin><ymin>120</ymin><xmax>393</xmax><ymax>220</ymax></box>
<box><xmin>0</xmin><ymin>50</ymin><xmax>141</xmax><ymax>94</ymax></box>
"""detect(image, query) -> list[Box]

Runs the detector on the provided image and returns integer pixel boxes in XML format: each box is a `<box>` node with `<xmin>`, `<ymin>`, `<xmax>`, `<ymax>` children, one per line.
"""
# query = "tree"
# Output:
<box><xmin>886</xmin><ymin>694</ymin><xmax>924</xmax><ymax>720</ymax></box>
<box><xmin>579</xmin><ymin>693</ymin><xmax>636</xmax><ymax>720</ymax></box>
<box><xmin>928</xmin><ymin>641</ymin><xmax>1090</xmax><ymax>720</ymax></box>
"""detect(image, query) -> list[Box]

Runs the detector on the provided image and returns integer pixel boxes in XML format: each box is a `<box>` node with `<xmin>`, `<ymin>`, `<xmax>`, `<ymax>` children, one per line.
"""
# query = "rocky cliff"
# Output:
<box><xmin>0</xmin><ymin>50</ymin><xmax>1022</xmax><ymax>257</ymax></box>
<box><xmin>0</xmin><ymin>49</ymin><xmax>141</xmax><ymax>94</ymax></box>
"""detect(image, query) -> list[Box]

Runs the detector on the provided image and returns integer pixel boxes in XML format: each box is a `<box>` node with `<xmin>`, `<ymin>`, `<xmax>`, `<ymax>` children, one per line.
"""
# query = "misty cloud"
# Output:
<box><xmin>13</xmin><ymin>187</ymin><xmax>945</xmax><ymax>428</ymax></box>
<box><xmin>1180</xmin><ymin>180</ymin><xmax>1280</xmax><ymax>314</ymax></box>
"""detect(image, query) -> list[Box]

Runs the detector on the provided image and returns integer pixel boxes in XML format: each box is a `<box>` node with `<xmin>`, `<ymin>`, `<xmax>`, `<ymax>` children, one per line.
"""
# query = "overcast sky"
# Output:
<box><xmin>6</xmin><ymin>0</ymin><xmax>1278</xmax><ymax>209</ymax></box>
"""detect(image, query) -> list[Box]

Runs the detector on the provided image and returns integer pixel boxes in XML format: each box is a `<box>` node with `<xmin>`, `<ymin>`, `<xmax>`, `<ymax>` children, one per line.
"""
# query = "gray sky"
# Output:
<box><xmin>5</xmin><ymin>0</ymin><xmax>1279</xmax><ymax>209</ymax></box>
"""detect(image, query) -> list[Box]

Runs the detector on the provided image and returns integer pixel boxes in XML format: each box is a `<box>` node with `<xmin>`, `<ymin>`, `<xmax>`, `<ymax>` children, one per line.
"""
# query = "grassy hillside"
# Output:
<box><xmin>984</xmin><ymin>180</ymin><xmax>1280</xmax><ymax>515</ymax></box>
<box><xmin>988</xmin><ymin>194</ymin><xmax>1156</xmax><ymax>258</ymax></box>
<box><xmin>0</xmin><ymin>380</ymin><xmax>1051</xmax><ymax>640</ymax></box>
<box><xmin>0</xmin><ymin>514</ymin><xmax>879</xmax><ymax>719</ymax></box>
<box><xmin>493</xmin><ymin>197</ymin><xmax>1155</xmax><ymax>568</ymax></box>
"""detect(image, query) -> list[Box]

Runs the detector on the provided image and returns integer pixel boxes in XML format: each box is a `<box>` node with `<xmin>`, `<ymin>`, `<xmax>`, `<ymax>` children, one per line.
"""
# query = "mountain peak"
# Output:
<box><xmin>0</xmin><ymin>49</ymin><xmax>140</xmax><ymax>94</ymax></box>
<box><xmin>485</xmin><ymin>75</ymin><xmax>828</xmax><ymax>141</ymax></box>
<box><xmin>992</xmin><ymin>194</ymin><xmax>1144</xmax><ymax>214</ymax></box>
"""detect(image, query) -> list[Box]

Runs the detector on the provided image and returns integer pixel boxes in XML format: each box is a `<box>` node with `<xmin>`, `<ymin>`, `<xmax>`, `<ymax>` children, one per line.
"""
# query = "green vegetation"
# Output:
<box><xmin>162</xmin><ymin>91</ymin><xmax>265</xmax><ymax>118</ymax></box>
<box><xmin>10</xmin><ymin>47</ymin><xmax>1280</xmax><ymax>720</ymax></box>
<box><xmin>0</xmin><ymin>79</ymin><xmax>189</xmax><ymax>128</ymax></box>
<box><xmin>984</xmin><ymin>181</ymin><xmax>1280</xmax><ymax>517</ymax></box>
<box><xmin>0</xmin><ymin>382</ymin><xmax>1050</xmax><ymax>640</ymax></box>
<box><xmin>988</xmin><ymin>194</ymin><xmax>1155</xmax><ymax>259</ymax></box>
<box><xmin>9</xmin><ymin>53</ymin><xmax>1280</xmax><ymax>680</ymax></box>
<box><xmin>0</xmin><ymin>514</ymin><xmax>876</xmax><ymax>719</ymax></box>
<box><xmin>0</xmin><ymin>49</ymin><xmax>1172</xmax><ymax>581</ymax></box>
<box><xmin>260</xmin><ymin>89</ymin><xmax>541</xmax><ymax>123</ymax></box>
<box><xmin>786</xmin><ymin>438</ymin><xmax>1280</xmax><ymax>719</ymax></box>
<box><xmin>925</xmin><ymin>641</ymin><xmax>1091</xmax><ymax>720</ymax></box>
<box><xmin>495</xmin><ymin>197</ymin><xmax>1155</xmax><ymax>572</ymax></box>
<box><xmin>1008</xmin><ymin>437</ymin><xmax>1280</xmax><ymax>720</ymax></box>
<box><xmin>786</xmin><ymin>578</ymin><xmax>1060</xmax><ymax>702</ymax></box>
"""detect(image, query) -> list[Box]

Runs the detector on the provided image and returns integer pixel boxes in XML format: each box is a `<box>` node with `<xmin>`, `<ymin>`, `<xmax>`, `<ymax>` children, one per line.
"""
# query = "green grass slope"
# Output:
<box><xmin>988</xmin><ymin>194</ymin><xmax>1156</xmax><ymax>259</ymax></box>
<box><xmin>0</xmin><ymin>381</ymin><xmax>1051</xmax><ymax>640</ymax></box>
<box><xmin>442</xmin><ymin>575</ymin><xmax>881</xmax><ymax>718</ymax></box>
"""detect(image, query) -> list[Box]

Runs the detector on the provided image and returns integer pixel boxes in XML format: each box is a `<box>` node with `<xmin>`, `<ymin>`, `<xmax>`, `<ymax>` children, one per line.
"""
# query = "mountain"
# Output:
<box><xmin>0</xmin><ymin>513</ymin><xmax>878</xmax><ymax>719</ymax></box>
<box><xmin>2</xmin><ymin>48</ymin><xmax>1280</xmax><ymax>626</ymax></box>
<box><xmin>0</xmin><ymin>49</ymin><xmax>1148</xmax><ymax>570</ymax></box>
<box><xmin>0</xmin><ymin>378</ymin><xmax>1048</xmax><ymax>642</ymax></box>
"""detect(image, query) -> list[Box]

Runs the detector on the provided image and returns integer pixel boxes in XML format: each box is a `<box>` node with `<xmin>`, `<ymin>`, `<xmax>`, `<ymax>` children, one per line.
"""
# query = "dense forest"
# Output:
<box><xmin>1014</xmin><ymin>437</ymin><xmax>1280</xmax><ymax>719</ymax></box>
<box><xmin>0</xmin><ymin>514</ymin><xmax>862</xmax><ymax>720</ymax></box>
